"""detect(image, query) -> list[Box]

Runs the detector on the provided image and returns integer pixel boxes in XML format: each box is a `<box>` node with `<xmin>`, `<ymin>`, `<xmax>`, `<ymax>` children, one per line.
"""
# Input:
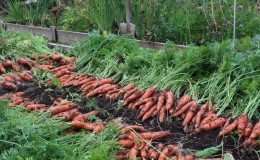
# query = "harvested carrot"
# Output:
<box><xmin>198</xmin><ymin>113</ymin><xmax>217</xmax><ymax>129</ymax></box>
<box><xmin>49</xmin><ymin>104</ymin><xmax>76</xmax><ymax>115</ymax></box>
<box><xmin>71</xmin><ymin>120</ymin><xmax>98</xmax><ymax>132</ymax></box>
<box><xmin>195</xmin><ymin>104</ymin><xmax>208</xmax><ymax>128</ymax></box>
<box><xmin>83</xmin><ymin>78</ymin><xmax>114</xmax><ymax>92</ymax></box>
<box><xmin>248</xmin><ymin>121</ymin><xmax>260</xmax><ymax>140</ymax></box>
<box><xmin>11</xmin><ymin>63</ymin><xmax>21</xmax><ymax>72</ymax></box>
<box><xmin>115</xmin><ymin>155</ymin><xmax>127</xmax><ymax>160</ymax></box>
<box><xmin>20</xmin><ymin>72</ymin><xmax>33</xmax><ymax>81</ymax></box>
<box><xmin>134</xmin><ymin>139</ymin><xmax>145</xmax><ymax>150</ymax></box>
<box><xmin>119</xmin><ymin>83</ymin><xmax>135</xmax><ymax>94</ymax></box>
<box><xmin>165</xmin><ymin>90</ymin><xmax>174</xmax><ymax>110</ymax></box>
<box><xmin>128</xmin><ymin>148</ymin><xmax>139</xmax><ymax>159</ymax></box>
<box><xmin>48</xmin><ymin>53</ymin><xmax>63</xmax><ymax>61</ymax></box>
<box><xmin>184</xmin><ymin>154</ymin><xmax>196</xmax><ymax>160</ymax></box>
<box><xmin>87</xmin><ymin>84</ymin><xmax>118</xmax><ymax>97</ymax></box>
<box><xmin>173</xmin><ymin>101</ymin><xmax>198</xmax><ymax>117</ymax></box>
<box><xmin>140</xmin><ymin>146</ymin><xmax>149</xmax><ymax>159</ymax></box>
<box><xmin>2</xmin><ymin>81</ymin><xmax>17</xmax><ymax>90</ymax></box>
<box><xmin>176</xmin><ymin>94</ymin><xmax>191</xmax><ymax>111</ymax></box>
<box><xmin>244</xmin><ymin>122</ymin><xmax>253</xmax><ymax>138</ymax></box>
<box><xmin>157</xmin><ymin>92</ymin><xmax>166</xmax><ymax>110</ymax></box>
<box><xmin>158</xmin><ymin>147</ymin><xmax>169</xmax><ymax>160</ymax></box>
<box><xmin>167</xmin><ymin>145</ymin><xmax>179</xmax><ymax>156</ymax></box>
<box><xmin>182</xmin><ymin>104</ymin><xmax>198</xmax><ymax>126</ymax></box>
<box><xmin>119</xmin><ymin>139</ymin><xmax>134</xmax><ymax>148</ymax></box>
<box><xmin>137</xmin><ymin>98</ymin><xmax>157</xmax><ymax>119</ymax></box>
<box><xmin>237</xmin><ymin>114</ymin><xmax>248</xmax><ymax>138</ymax></box>
<box><xmin>159</xmin><ymin>106</ymin><xmax>167</xmax><ymax>123</ymax></box>
<box><xmin>53</xmin><ymin>108</ymin><xmax>81</xmax><ymax>121</ymax></box>
<box><xmin>9</xmin><ymin>73</ymin><xmax>22</xmax><ymax>82</ymax></box>
<box><xmin>73</xmin><ymin>110</ymin><xmax>99</xmax><ymax>122</ymax></box>
<box><xmin>12</xmin><ymin>98</ymin><xmax>24</xmax><ymax>105</ymax></box>
<box><xmin>132</xmin><ymin>87</ymin><xmax>156</xmax><ymax>108</ymax></box>
<box><xmin>17</xmin><ymin>58</ymin><xmax>32</xmax><ymax>68</ymax></box>
<box><xmin>120</xmin><ymin>125</ymin><xmax>145</xmax><ymax>133</ymax></box>
<box><xmin>123</xmin><ymin>90</ymin><xmax>144</xmax><ymax>106</ymax></box>
<box><xmin>200</xmin><ymin>118</ymin><xmax>226</xmax><ymax>131</ymax></box>
<box><xmin>149</xmin><ymin>148</ymin><xmax>159</xmax><ymax>159</ymax></box>
<box><xmin>54</xmin><ymin>70</ymin><xmax>72</xmax><ymax>78</ymax></box>
<box><xmin>142</xmin><ymin>104</ymin><xmax>157</xmax><ymax>121</ymax></box>
<box><xmin>74</xmin><ymin>77</ymin><xmax>96</xmax><ymax>87</ymax></box>
<box><xmin>0</xmin><ymin>64</ymin><xmax>6</xmax><ymax>74</ymax></box>
<box><xmin>218</xmin><ymin>120</ymin><xmax>238</xmax><ymax>136</ymax></box>
<box><xmin>140</xmin><ymin>130</ymin><xmax>170</xmax><ymax>140</ymax></box>
<box><xmin>26</xmin><ymin>104</ymin><xmax>46</xmax><ymax>111</ymax></box>
<box><xmin>2</xmin><ymin>60</ymin><xmax>12</xmax><ymax>68</ymax></box>
<box><xmin>123</xmin><ymin>88</ymin><xmax>138</xmax><ymax>100</ymax></box>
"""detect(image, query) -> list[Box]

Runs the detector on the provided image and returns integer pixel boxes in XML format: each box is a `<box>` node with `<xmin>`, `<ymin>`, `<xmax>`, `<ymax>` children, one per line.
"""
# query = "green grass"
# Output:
<box><xmin>0</xmin><ymin>99</ymin><xmax>120</xmax><ymax>160</ymax></box>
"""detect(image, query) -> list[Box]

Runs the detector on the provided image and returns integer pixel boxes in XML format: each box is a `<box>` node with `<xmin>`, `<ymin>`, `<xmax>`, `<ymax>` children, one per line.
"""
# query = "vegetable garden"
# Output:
<box><xmin>0</xmin><ymin>1</ymin><xmax>260</xmax><ymax>160</ymax></box>
<box><xmin>0</xmin><ymin>30</ymin><xmax>259</xmax><ymax>160</ymax></box>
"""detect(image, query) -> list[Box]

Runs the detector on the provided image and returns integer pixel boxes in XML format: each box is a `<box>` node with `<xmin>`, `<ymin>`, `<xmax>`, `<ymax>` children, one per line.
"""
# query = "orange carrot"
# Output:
<box><xmin>249</xmin><ymin>121</ymin><xmax>260</xmax><ymax>140</ymax></box>
<box><xmin>128</xmin><ymin>148</ymin><xmax>139</xmax><ymax>159</ymax></box>
<box><xmin>12</xmin><ymin>98</ymin><xmax>24</xmax><ymax>105</ymax></box>
<box><xmin>200</xmin><ymin>118</ymin><xmax>226</xmax><ymax>131</ymax></box>
<box><xmin>73</xmin><ymin>110</ymin><xmax>99</xmax><ymax>122</ymax></box>
<box><xmin>71</xmin><ymin>120</ymin><xmax>98</xmax><ymax>132</ymax></box>
<box><xmin>123</xmin><ymin>90</ymin><xmax>144</xmax><ymax>106</ymax></box>
<box><xmin>0</xmin><ymin>64</ymin><xmax>6</xmax><ymax>74</ymax></box>
<box><xmin>9</xmin><ymin>73</ymin><xmax>22</xmax><ymax>82</ymax></box>
<box><xmin>165</xmin><ymin>90</ymin><xmax>174</xmax><ymax>110</ymax></box>
<box><xmin>49</xmin><ymin>104</ymin><xmax>76</xmax><ymax>115</ymax></box>
<box><xmin>115</xmin><ymin>155</ymin><xmax>127</xmax><ymax>160</ymax></box>
<box><xmin>159</xmin><ymin>106</ymin><xmax>167</xmax><ymax>123</ymax></box>
<box><xmin>218</xmin><ymin>119</ymin><xmax>238</xmax><ymax>136</ymax></box>
<box><xmin>167</xmin><ymin>145</ymin><xmax>179</xmax><ymax>156</ymax></box>
<box><xmin>20</xmin><ymin>72</ymin><xmax>33</xmax><ymax>81</ymax></box>
<box><xmin>2</xmin><ymin>81</ymin><xmax>17</xmax><ymax>90</ymax></box>
<box><xmin>83</xmin><ymin>78</ymin><xmax>114</xmax><ymax>92</ymax></box>
<box><xmin>142</xmin><ymin>104</ymin><xmax>157</xmax><ymax>121</ymax></box>
<box><xmin>120</xmin><ymin>125</ymin><xmax>145</xmax><ymax>133</ymax></box>
<box><xmin>182</xmin><ymin>104</ymin><xmax>198</xmax><ymax>126</ymax></box>
<box><xmin>53</xmin><ymin>108</ymin><xmax>80</xmax><ymax>121</ymax></box>
<box><xmin>137</xmin><ymin>98</ymin><xmax>157</xmax><ymax>119</ymax></box>
<box><xmin>11</xmin><ymin>63</ymin><xmax>21</xmax><ymax>72</ymax></box>
<box><xmin>48</xmin><ymin>53</ymin><xmax>63</xmax><ymax>61</ymax></box>
<box><xmin>173</xmin><ymin>101</ymin><xmax>198</xmax><ymax>117</ymax></box>
<box><xmin>140</xmin><ymin>130</ymin><xmax>171</xmax><ymax>140</ymax></box>
<box><xmin>123</xmin><ymin>88</ymin><xmax>138</xmax><ymax>100</ymax></box>
<box><xmin>119</xmin><ymin>140</ymin><xmax>134</xmax><ymax>148</ymax></box>
<box><xmin>132</xmin><ymin>87</ymin><xmax>156</xmax><ymax>108</ymax></box>
<box><xmin>87</xmin><ymin>84</ymin><xmax>118</xmax><ymax>97</ymax></box>
<box><xmin>244</xmin><ymin>122</ymin><xmax>253</xmax><ymax>138</ymax></box>
<box><xmin>119</xmin><ymin>83</ymin><xmax>135</xmax><ymax>94</ymax></box>
<box><xmin>156</xmin><ymin>92</ymin><xmax>166</xmax><ymax>110</ymax></box>
<box><xmin>237</xmin><ymin>114</ymin><xmax>248</xmax><ymax>138</ymax></box>
<box><xmin>149</xmin><ymin>148</ymin><xmax>159</xmax><ymax>159</ymax></box>
<box><xmin>195</xmin><ymin>104</ymin><xmax>208</xmax><ymax>128</ymax></box>
<box><xmin>54</xmin><ymin>70</ymin><xmax>72</xmax><ymax>78</ymax></box>
<box><xmin>199</xmin><ymin>113</ymin><xmax>217</xmax><ymax>127</ymax></box>
<box><xmin>2</xmin><ymin>60</ymin><xmax>13</xmax><ymax>68</ymax></box>
<box><xmin>50</xmin><ymin>65</ymin><xmax>70</xmax><ymax>72</ymax></box>
<box><xmin>158</xmin><ymin>147</ymin><xmax>169</xmax><ymax>160</ymax></box>
<box><xmin>176</xmin><ymin>94</ymin><xmax>191</xmax><ymax>111</ymax></box>
<box><xmin>140</xmin><ymin>146</ymin><xmax>149</xmax><ymax>159</ymax></box>
<box><xmin>26</xmin><ymin>104</ymin><xmax>46</xmax><ymax>111</ymax></box>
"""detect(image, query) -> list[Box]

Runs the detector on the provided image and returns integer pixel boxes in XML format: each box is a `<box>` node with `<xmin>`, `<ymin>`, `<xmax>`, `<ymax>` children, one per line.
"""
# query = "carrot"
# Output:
<box><xmin>53</xmin><ymin>108</ymin><xmax>80</xmax><ymax>121</ymax></box>
<box><xmin>119</xmin><ymin>83</ymin><xmax>135</xmax><ymax>94</ymax></box>
<box><xmin>71</xmin><ymin>120</ymin><xmax>98</xmax><ymax>132</ymax></box>
<box><xmin>12</xmin><ymin>98</ymin><xmax>24</xmax><ymax>105</ymax></box>
<box><xmin>159</xmin><ymin>106</ymin><xmax>167</xmax><ymax>123</ymax></box>
<box><xmin>54</xmin><ymin>70</ymin><xmax>72</xmax><ymax>78</ymax></box>
<box><xmin>173</xmin><ymin>101</ymin><xmax>198</xmax><ymax>117</ymax></box>
<box><xmin>13</xmin><ymin>92</ymin><xmax>24</xmax><ymax>97</ymax></box>
<box><xmin>137</xmin><ymin>98</ymin><xmax>157</xmax><ymax>119</ymax></box>
<box><xmin>9</xmin><ymin>73</ymin><xmax>22</xmax><ymax>82</ymax></box>
<box><xmin>26</xmin><ymin>104</ymin><xmax>46</xmax><ymax>111</ymax></box>
<box><xmin>167</xmin><ymin>145</ymin><xmax>179</xmax><ymax>156</ymax></box>
<box><xmin>218</xmin><ymin>119</ymin><xmax>238</xmax><ymax>136</ymax></box>
<box><xmin>74</xmin><ymin>77</ymin><xmax>96</xmax><ymax>87</ymax></box>
<box><xmin>249</xmin><ymin>121</ymin><xmax>260</xmax><ymax>140</ymax></box>
<box><xmin>115</xmin><ymin>155</ymin><xmax>127</xmax><ymax>160</ymax></box>
<box><xmin>140</xmin><ymin>130</ymin><xmax>171</xmax><ymax>140</ymax></box>
<box><xmin>158</xmin><ymin>147</ymin><xmax>169</xmax><ymax>160</ymax></box>
<box><xmin>2</xmin><ymin>81</ymin><xmax>17</xmax><ymax>90</ymax></box>
<box><xmin>48</xmin><ymin>53</ymin><xmax>63</xmax><ymax>61</ymax></box>
<box><xmin>244</xmin><ymin>122</ymin><xmax>253</xmax><ymax>138</ymax></box>
<box><xmin>200</xmin><ymin>118</ymin><xmax>226</xmax><ymax>131</ymax></box>
<box><xmin>73</xmin><ymin>110</ymin><xmax>99</xmax><ymax>122</ymax></box>
<box><xmin>109</xmin><ymin>92</ymin><xmax>121</xmax><ymax>99</ymax></box>
<box><xmin>50</xmin><ymin>65</ymin><xmax>70</xmax><ymax>72</ymax></box>
<box><xmin>0</xmin><ymin>64</ymin><xmax>6</xmax><ymax>74</ymax></box>
<box><xmin>182</xmin><ymin>104</ymin><xmax>198</xmax><ymax>126</ymax></box>
<box><xmin>123</xmin><ymin>88</ymin><xmax>138</xmax><ymax>100</ymax></box>
<box><xmin>150</xmin><ymin>148</ymin><xmax>160</xmax><ymax>159</ymax></box>
<box><xmin>140</xmin><ymin>146</ymin><xmax>149</xmax><ymax>159</ymax></box>
<box><xmin>176</xmin><ymin>94</ymin><xmax>191</xmax><ymax>111</ymax></box>
<box><xmin>83</xmin><ymin>78</ymin><xmax>114</xmax><ymax>92</ymax></box>
<box><xmin>119</xmin><ymin>140</ymin><xmax>134</xmax><ymax>148</ymax></box>
<box><xmin>142</xmin><ymin>104</ymin><xmax>157</xmax><ymax>121</ymax></box>
<box><xmin>2</xmin><ymin>60</ymin><xmax>13</xmax><ymax>68</ymax></box>
<box><xmin>120</xmin><ymin>125</ymin><xmax>145</xmax><ymax>133</ymax></box>
<box><xmin>195</xmin><ymin>104</ymin><xmax>208</xmax><ymax>128</ymax></box>
<box><xmin>49</xmin><ymin>104</ymin><xmax>76</xmax><ymax>115</ymax></box>
<box><xmin>237</xmin><ymin>114</ymin><xmax>248</xmax><ymax>138</ymax></box>
<box><xmin>128</xmin><ymin>148</ymin><xmax>139</xmax><ymax>159</ymax></box>
<box><xmin>132</xmin><ymin>87</ymin><xmax>156</xmax><ymax>108</ymax></box>
<box><xmin>17</xmin><ymin>58</ymin><xmax>32</xmax><ymax>68</ymax></box>
<box><xmin>11</xmin><ymin>63</ymin><xmax>21</xmax><ymax>72</ymax></box>
<box><xmin>157</xmin><ymin>93</ymin><xmax>166</xmax><ymax>110</ymax></box>
<box><xmin>223</xmin><ymin>117</ymin><xmax>231</xmax><ymax>128</ymax></box>
<box><xmin>184</xmin><ymin>154</ymin><xmax>196</xmax><ymax>160</ymax></box>
<box><xmin>123</xmin><ymin>90</ymin><xmax>144</xmax><ymax>106</ymax></box>
<box><xmin>87</xmin><ymin>84</ymin><xmax>118</xmax><ymax>97</ymax></box>
<box><xmin>165</xmin><ymin>91</ymin><xmax>174</xmax><ymax>110</ymax></box>
<box><xmin>134</xmin><ymin>139</ymin><xmax>145</xmax><ymax>150</ymax></box>
<box><xmin>199</xmin><ymin>113</ymin><xmax>217</xmax><ymax>127</ymax></box>
<box><xmin>20</xmin><ymin>72</ymin><xmax>33</xmax><ymax>81</ymax></box>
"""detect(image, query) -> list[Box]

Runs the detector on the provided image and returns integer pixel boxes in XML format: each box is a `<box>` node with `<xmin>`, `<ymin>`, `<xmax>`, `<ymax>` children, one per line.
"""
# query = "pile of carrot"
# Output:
<box><xmin>117</xmin><ymin>125</ymin><xmax>197</xmax><ymax>160</ymax></box>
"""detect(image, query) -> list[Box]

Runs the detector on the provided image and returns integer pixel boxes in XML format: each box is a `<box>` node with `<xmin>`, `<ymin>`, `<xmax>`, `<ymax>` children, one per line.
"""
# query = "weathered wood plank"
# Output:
<box><xmin>47</xmin><ymin>43</ymin><xmax>72</xmax><ymax>52</ymax></box>
<box><xmin>56</xmin><ymin>30</ymin><xmax>87</xmax><ymax>44</ymax></box>
<box><xmin>5</xmin><ymin>23</ymin><xmax>52</xmax><ymax>39</ymax></box>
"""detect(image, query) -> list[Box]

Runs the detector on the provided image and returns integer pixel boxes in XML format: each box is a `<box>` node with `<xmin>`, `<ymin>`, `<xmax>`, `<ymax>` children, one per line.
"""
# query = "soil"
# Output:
<box><xmin>0</xmin><ymin>82</ymin><xmax>258</xmax><ymax>160</ymax></box>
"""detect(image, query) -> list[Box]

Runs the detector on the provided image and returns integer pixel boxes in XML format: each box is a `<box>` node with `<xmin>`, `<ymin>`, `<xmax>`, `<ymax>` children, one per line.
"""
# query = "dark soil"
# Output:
<box><xmin>0</xmin><ymin>82</ymin><xmax>258</xmax><ymax>160</ymax></box>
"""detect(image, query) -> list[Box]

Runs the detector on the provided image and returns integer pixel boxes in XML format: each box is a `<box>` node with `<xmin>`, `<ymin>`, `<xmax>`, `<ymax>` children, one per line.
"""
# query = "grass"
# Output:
<box><xmin>0</xmin><ymin>99</ymin><xmax>120</xmax><ymax>160</ymax></box>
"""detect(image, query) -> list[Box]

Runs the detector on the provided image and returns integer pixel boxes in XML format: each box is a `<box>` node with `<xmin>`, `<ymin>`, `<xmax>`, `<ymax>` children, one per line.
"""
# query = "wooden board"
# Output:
<box><xmin>57</xmin><ymin>30</ymin><xmax>87</xmax><ymax>44</ymax></box>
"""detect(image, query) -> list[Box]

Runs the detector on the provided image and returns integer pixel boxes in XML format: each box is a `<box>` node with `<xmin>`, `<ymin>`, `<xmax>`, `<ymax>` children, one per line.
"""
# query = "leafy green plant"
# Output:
<box><xmin>195</xmin><ymin>142</ymin><xmax>223</xmax><ymax>158</ymax></box>
<box><xmin>33</xmin><ymin>69</ymin><xmax>61</xmax><ymax>90</ymax></box>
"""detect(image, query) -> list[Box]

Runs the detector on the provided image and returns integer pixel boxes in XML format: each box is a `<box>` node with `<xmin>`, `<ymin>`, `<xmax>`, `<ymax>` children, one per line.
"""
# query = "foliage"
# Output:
<box><xmin>0</xmin><ymin>31</ymin><xmax>50</xmax><ymax>60</ymax></box>
<box><xmin>195</xmin><ymin>142</ymin><xmax>222</xmax><ymax>158</ymax></box>
<box><xmin>0</xmin><ymin>100</ymin><xmax>119</xmax><ymax>160</ymax></box>
<box><xmin>3</xmin><ymin>0</ymin><xmax>58</xmax><ymax>26</ymax></box>
<box><xmin>72</xmin><ymin>34</ymin><xmax>260</xmax><ymax>119</ymax></box>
